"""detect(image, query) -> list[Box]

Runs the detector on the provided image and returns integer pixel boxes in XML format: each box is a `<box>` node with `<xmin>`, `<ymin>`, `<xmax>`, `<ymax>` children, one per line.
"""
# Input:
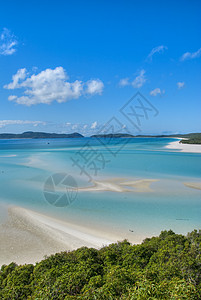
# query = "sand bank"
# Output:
<box><xmin>79</xmin><ymin>178</ymin><xmax>158</xmax><ymax>193</ymax></box>
<box><xmin>184</xmin><ymin>182</ymin><xmax>201</xmax><ymax>191</ymax></box>
<box><xmin>19</xmin><ymin>177</ymin><xmax>158</xmax><ymax>195</ymax></box>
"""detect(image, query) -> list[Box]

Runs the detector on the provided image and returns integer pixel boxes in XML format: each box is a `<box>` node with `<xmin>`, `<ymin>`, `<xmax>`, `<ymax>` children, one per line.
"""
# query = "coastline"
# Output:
<box><xmin>0</xmin><ymin>206</ymin><xmax>145</xmax><ymax>266</ymax></box>
<box><xmin>0</xmin><ymin>206</ymin><xmax>113</xmax><ymax>266</ymax></box>
<box><xmin>165</xmin><ymin>138</ymin><xmax>201</xmax><ymax>153</ymax></box>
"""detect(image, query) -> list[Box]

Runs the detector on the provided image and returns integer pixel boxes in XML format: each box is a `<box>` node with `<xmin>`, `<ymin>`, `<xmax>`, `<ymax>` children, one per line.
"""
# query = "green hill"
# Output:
<box><xmin>0</xmin><ymin>131</ymin><xmax>84</xmax><ymax>139</ymax></box>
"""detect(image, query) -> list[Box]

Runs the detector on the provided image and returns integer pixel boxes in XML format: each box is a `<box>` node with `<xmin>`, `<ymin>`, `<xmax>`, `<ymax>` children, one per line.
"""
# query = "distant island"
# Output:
<box><xmin>91</xmin><ymin>133</ymin><xmax>135</xmax><ymax>138</ymax></box>
<box><xmin>0</xmin><ymin>131</ymin><xmax>201</xmax><ymax>144</ymax></box>
<box><xmin>91</xmin><ymin>132</ymin><xmax>201</xmax><ymax>144</ymax></box>
<box><xmin>0</xmin><ymin>131</ymin><xmax>84</xmax><ymax>139</ymax></box>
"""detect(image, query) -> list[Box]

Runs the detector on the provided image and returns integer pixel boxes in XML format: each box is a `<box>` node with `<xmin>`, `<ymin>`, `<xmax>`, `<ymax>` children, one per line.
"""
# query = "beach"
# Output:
<box><xmin>0</xmin><ymin>206</ymin><xmax>114</xmax><ymax>266</ymax></box>
<box><xmin>0</xmin><ymin>205</ymin><xmax>147</xmax><ymax>266</ymax></box>
<box><xmin>165</xmin><ymin>138</ymin><xmax>201</xmax><ymax>153</ymax></box>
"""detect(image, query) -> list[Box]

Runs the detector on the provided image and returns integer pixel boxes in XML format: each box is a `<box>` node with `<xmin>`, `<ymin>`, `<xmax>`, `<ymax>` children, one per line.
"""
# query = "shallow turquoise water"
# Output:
<box><xmin>0</xmin><ymin>137</ymin><xmax>200</xmax><ymax>239</ymax></box>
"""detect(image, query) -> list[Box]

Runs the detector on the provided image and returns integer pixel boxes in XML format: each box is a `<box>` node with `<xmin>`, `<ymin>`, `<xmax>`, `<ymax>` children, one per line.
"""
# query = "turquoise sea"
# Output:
<box><xmin>0</xmin><ymin>137</ymin><xmax>201</xmax><ymax>241</ymax></box>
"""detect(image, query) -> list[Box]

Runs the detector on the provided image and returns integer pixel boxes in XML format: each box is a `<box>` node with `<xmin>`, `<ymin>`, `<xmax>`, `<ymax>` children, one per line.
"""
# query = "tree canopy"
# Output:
<box><xmin>0</xmin><ymin>229</ymin><xmax>201</xmax><ymax>299</ymax></box>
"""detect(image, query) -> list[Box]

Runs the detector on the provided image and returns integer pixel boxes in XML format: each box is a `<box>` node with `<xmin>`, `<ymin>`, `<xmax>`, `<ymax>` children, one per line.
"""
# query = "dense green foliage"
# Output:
<box><xmin>180</xmin><ymin>139</ymin><xmax>201</xmax><ymax>145</ymax></box>
<box><xmin>178</xmin><ymin>133</ymin><xmax>201</xmax><ymax>144</ymax></box>
<box><xmin>0</xmin><ymin>230</ymin><xmax>201</xmax><ymax>299</ymax></box>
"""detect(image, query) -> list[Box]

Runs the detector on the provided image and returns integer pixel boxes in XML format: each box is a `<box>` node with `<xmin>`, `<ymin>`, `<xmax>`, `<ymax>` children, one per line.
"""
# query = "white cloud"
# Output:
<box><xmin>147</xmin><ymin>45</ymin><xmax>167</xmax><ymax>61</ymax></box>
<box><xmin>5</xmin><ymin>68</ymin><xmax>27</xmax><ymax>89</ymax></box>
<box><xmin>83</xmin><ymin>124</ymin><xmax>88</xmax><ymax>129</ymax></box>
<box><xmin>180</xmin><ymin>48</ymin><xmax>201</xmax><ymax>61</ymax></box>
<box><xmin>119</xmin><ymin>77</ymin><xmax>129</xmax><ymax>87</ymax></box>
<box><xmin>0</xmin><ymin>120</ymin><xmax>46</xmax><ymax>128</ymax></box>
<box><xmin>91</xmin><ymin>121</ymin><xmax>97</xmax><ymax>129</ymax></box>
<box><xmin>8</xmin><ymin>95</ymin><xmax>17</xmax><ymax>101</ymax></box>
<box><xmin>132</xmin><ymin>70</ymin><xmax>146</xmax><ymax>88</ymax></box>
<box><xmin>65</xmin><ymin>122</ymin><xmax>71</xmax><ymax>126</ymax></box>
<box><xmin>150</xmin><ymin>88</ymin><xmax>164</xmax><ymax>96</ymax></box>
<box><xmin>0</xmin><ymin>28</ymin><xmax>17</xmax><ymax>55</ymax></box>
<box><xmin>4</xmin><ymin>67</ymin><xmax>104</xmax><ymax>106</ymax></box>
<box><xmin>177</xmin><ymin>82</ymin><xmax>185</xmax><ymax>89</ymax></box>
<box><xmin>86</xmin><ymin>79</ymin><xmax>104</xmax><ymax>95</ymax></box>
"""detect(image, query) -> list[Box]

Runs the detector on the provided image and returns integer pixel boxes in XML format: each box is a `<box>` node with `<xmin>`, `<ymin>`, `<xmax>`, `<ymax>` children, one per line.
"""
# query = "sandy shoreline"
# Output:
<box><xmin>0</xmin><ymin>176</ymin><xmax>158</xmax><ymax>266</ymax></box>
<box><xmin>165</xmin><ymin>138</ymin><xmax>201</xmax><ymax>153</ymax></box>
<box><xmin>0</xmin><ymin>205</ymin><xmax>145</xmax><ymax>266</ymax></box>
<box><xmin>0</xmin><ymin>206</ymin><xmax>114</xmax><ymax>266</ymax></box>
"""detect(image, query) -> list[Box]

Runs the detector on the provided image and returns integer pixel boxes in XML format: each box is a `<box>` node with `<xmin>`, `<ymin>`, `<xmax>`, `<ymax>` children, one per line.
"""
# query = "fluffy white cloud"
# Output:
<box><xmin>0</xmin><ymin>120</ymin><xmax>46</xmax><ymax>128</ymax></box>
<box><xmin>180</xmin><ymin>48</ymin><xmax>201</xmax><ymax>61</ymax></box>
<box><xmin>177</xmin><ymin>82</ymin><xmax>185</xmax><ymax>89</ymax></box>
<box><xmin>6</xmin><ymin>68</ymin><xmax>27</xmax><ymax>89</ymax></box>
<box><xmin>86</xmin><ymin>79</ymin><xmax>104</xmax><ymax>95</ymax></box>
<box><xmin>4</xmin><ymin>67</ymin><xmax>104</xmax><ymax>106</ymax></box>
<box><xmin>132</xmin><ymin>70</ymin><xmax>146</xmax><ymax>88</ymax></box>
<box><xmin>8</xmin><ymin>95</ymin><xmax>17</xmax><ymax>101</ymax></box>
<box><xmin>147</xmin><ymin>45</ymin><xmax>167</xmax><ymax>61</ymax></box>
<box><xmin>150</xmin><ymin>88</ymin><xmax>164</xmax><ymax>96</ymax></box>
<box><xmin>0</xmin><ymin>28</ymin><xmax>17</xmax><ymax>55</ymax></box>
<box><xmin>91</xmin><ymin>121</ymin><xmax>97</xmax><ymax>129</ymax></box>
<box><xmin>119</xmin><ymin>77</ymin><xmax>129</xmax><ymax>87</ymax></box>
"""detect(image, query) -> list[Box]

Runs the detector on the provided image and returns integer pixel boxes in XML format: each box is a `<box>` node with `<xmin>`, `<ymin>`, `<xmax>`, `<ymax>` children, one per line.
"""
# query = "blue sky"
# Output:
<box><xmin>0</xmin><ymin>0</ymin><xmax>200</xmax><ymax>135</ymax></box>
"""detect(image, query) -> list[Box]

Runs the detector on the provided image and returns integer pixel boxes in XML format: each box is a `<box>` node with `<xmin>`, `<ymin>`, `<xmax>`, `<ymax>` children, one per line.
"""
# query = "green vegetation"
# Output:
<box><xmin>91</xmin><ymin>132</ymin><xmax>201</xmax><ymax>143</ymax></box>
<box><xmin>0</xmin><ymin>230</ymin><xmax>201</xmax><ymax>299</ymax></box>
<box><xmin>180</xmin><ymin>139</ymin><xmax>201</xmax><ymax>145</ymax></box>
<box><xmin>91</xmin><ymin>133</ymin><xmax>201</xmax><ymax>140</ymax></box>
<box><xmin>178</xmin><ymin>133</ymin><xmax>201</xmax><ymax>145</ymax></box>
<box><xmin>178</xmin><ymin>133</ymin><xmax>201</xmax><ymax>139</ymax></box>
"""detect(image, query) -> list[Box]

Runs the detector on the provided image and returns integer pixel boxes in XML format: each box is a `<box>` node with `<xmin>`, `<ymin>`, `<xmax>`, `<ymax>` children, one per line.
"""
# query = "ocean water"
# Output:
<box><xmin>0</xmin><ymin>137</ymin><xmax>201</xmax><ymax>240</ymax></box>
